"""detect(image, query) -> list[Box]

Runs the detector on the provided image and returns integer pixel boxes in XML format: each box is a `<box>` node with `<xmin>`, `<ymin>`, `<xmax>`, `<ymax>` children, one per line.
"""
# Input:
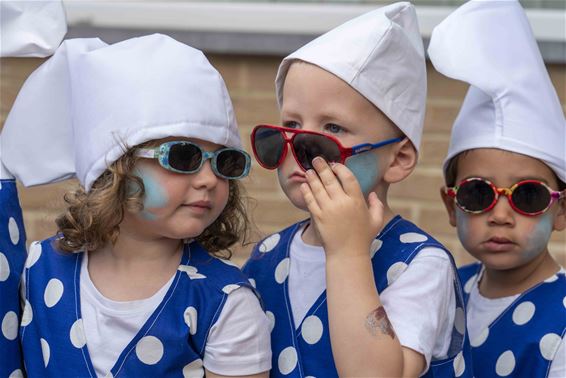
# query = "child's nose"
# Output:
<box><xmin>487</xmin><ymin>195</ymin><xmax>515</xmax><ymax>226</ymax></box>
<box><xmin>192</xmin><ymin>160</ymin><xmax>219</xmax><ymax>188</ymax></box>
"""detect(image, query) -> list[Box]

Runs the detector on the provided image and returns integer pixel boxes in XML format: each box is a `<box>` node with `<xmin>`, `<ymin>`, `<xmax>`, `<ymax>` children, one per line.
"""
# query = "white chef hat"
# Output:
<box><xmin>0</xmin><ymin>34</ymin><xmax>241</xmax><ymax>191</ymax></box>
<box><xmin>428</xmin><ymin>0</ymin><xmax>566</xmax><ymax>182</ymax></box>
<box><xmin>0</xmin><ymin>0</ymin><xmax>67</xmax><ymax>57</ymax></box>
<box><xmin>275</xmin><ymin>2</ymin><xmax>427</xmax><ymax>152</ymax></box>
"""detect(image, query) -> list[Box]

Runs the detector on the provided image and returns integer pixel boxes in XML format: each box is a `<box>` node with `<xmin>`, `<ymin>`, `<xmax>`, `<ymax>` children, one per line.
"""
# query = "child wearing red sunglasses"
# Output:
<box><xmin>0</xmin><ymin>35</ymin><xmax>271</xmax><ymax>377</ymax></box>
<box><xmin>244</xmin><ymin>3</ymin><xmax>472</xmax><ymax>377</ymax></box>
<box><xmin>429</xmin><ymin>1</ymin><xmax>566</xmax><ymax>377</ymax></box>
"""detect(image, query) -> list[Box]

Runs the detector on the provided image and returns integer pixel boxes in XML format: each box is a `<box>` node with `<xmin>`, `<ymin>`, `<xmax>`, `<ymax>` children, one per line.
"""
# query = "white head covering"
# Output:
<box><xmin>428</xmin><ymin>0</ymin><xmax>566</xmax><ymax>182</ymax></box>
<box><xmin>0</xmin><ymin>0</ymin><xmax>67</xmax><ymax>57</ymax></box>
<box><xmin>0</xmin><ymin>34</ymin><xmax>241</xmax><ymax>190</ymax></box>
<box><xmin>275</xmin><ymin>2</ymin><xmax>427</xmax><ymax>151</ymax></box>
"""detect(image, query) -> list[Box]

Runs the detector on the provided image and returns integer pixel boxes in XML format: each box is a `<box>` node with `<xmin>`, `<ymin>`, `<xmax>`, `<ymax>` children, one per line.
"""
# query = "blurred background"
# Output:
<box><xmin>1</xmin><ymin>0</ymin><xmax>564</xmax><ymax>266</ymax></box>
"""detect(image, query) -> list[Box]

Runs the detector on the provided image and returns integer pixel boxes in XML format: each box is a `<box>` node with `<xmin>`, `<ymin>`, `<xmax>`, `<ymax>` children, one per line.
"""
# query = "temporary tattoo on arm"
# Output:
<box><xmin>365</xmin><ymin>306</ymin><xmax>395</xmax><ymax>339</ymax></box>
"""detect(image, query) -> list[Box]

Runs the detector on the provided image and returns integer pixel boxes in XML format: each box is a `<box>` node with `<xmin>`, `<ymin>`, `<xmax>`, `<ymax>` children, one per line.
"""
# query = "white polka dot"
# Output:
<box><xmin>21</xmin><ymin>300</ymin><xmax>32</xmax><ymax>326</ymax></box>
<box><xmin>301</xmin><ymin>315</ymin><xmax>323</xmax><ymax>345</ymax></box>
<box><xmin>0</xmin><ymin>252</ymin><xmax>10</xmax><ymax>282</ymax></box>
<box><xmin>266</xmin><ymin>311</ymin><xmax>275</xmax><ymax>332</ymax></box>
<box><xmin>104</xmin><ymin>373</ymin><xmax>113</xmax><ymax>378</ymax></box>
<box><xmin>563</xmin><ymin>296</ymin><xmax>566</xmax><ymax>309</ymax></box>
<box><xmin>44</xmin><ymin>278</ymin><xmax>64</xmax><ymax>308</ymax></box>
<box><xmin>222</xmin><ymin>284</ymin><xmax>240</xmax><ymax>294</ymax></box>
<box><xmin>453</xmin><ymin>351</ymin><xmax>465</xmax><ymax>377</ymax></box>
<box><xmin>1</xmin><ymin>311</ymin><xmax>18</xmax><ymax>340</ymax></box>
<box><xmin>248</xmin><ymin>278</ymin><xmax>256</xmax><ymax>288</ymax></box>
<box><xmin>512</xmin><ymin>301</ymin><xmax>535</xmax><ymax>325</ymax></box>
<box><xmin>183</xmin><ymin>359</ymin><xmax>204</xmax><ymax>378</ymax></box>
<box><xmin>544</xmin><ymin>275</ymin><xmax>558</xmax><ymax>283</ymax></box>
<box><xmin>278</xmin><ymin>346</ymin><xmax>298</xmax><ymax>375</ymax></box>
<box><xmin>399</xmin><ymin>232</ymin><xmax>428</xmax><ymax>243</ymax></box>
<box><xmin>495</xmin><ymin>350</ymin><xmax>515</xmax><ymax>376</ymax></box>
<box><xmin>540</xmin><ymin>333</ymin><xmax>562</xmax><ymax>360</ymax></box>
<box><xmin>259</xmin><ymin>233</ymin><xmax>280</xmax><ymax>253</ymax></box>
<box><xmin>184</xmin><ymin>306</ymin><xmax>198</xmax><ymax>335</ymax></box>
<box><xmin>275</xmin><ymin>258</ymin><xmax>290</xmax><ymax>284</ymax></box>
<box><xmin>470</xmin><ymin>328</ymin><xmax>489</xmax><ymax>347</ymax></box>
<box><xmin>8</xmin><ymin>218</ymin><xmax>19</xmax><ymax>245</ymax></box>
<box><xmin>25</xmin><ymin>242</ymin><xmax>42</xmax><ymax>268</ymax></box>
<box><xmin>70</xmin><ymin>319</ymin><xmax>86</xmax><ymax>348</ymax></box>
<box><xmin>178</xmin><ymin>265</ymin><xmax>206</xmax><ymax>280</ymax></box>
<box><xmin>464</xmin><ymin>274</ymin><xmax>477</xmax><ymax>294</ymax></box>
<box><xmin>386</xmin><ymin>262</ymin><xmax>408</xmax><ymax>285</ymax></box>
<box><xmin>454</xmin><ymin>307</ymin><xmax>465</xmax><ymax>334</ymax></box>
<box><xmin>136</xmin><ymin>336</ymin><xmax>164</xmax><ymax>365</ymax></box>
<box><xmin>40</xmin><ymin>338</ymin><xmax>50</xmax><ymax>367</ymax></box>
<box><xmin>8</xmin><ymin>369</ymin><xmax>24</xmax><ymax>378</ymax></box>
<box><xmin>370</xmin><ymin>239</ymin><xmax>383</xmax><ymax>258</ymax></box>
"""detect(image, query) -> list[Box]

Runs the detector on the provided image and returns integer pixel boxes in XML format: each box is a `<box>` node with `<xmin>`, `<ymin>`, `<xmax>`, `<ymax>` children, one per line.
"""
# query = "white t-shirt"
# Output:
<box><xmin>288</xmin><ymin>228</ymin><xmax>456</xmax><ymax>374</ymax></box>
<box><xmin>80</xmin><ymin>253</ymin><xmax>271</xmax><ymax>377</ymax></box>
<box><xmin>466</xmin><ymin>268</ymin><xmax>566</xmax><ymax>377</ymax></box>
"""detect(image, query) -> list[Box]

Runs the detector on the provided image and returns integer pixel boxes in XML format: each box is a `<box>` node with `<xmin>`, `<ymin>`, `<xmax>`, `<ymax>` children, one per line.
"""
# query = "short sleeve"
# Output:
<box><xmin>549</xmin><ymin>335</ymin><xmax>566</xmax><ymax>378</ymax></box>
<box><xmin>204</xmin><ymin>286</ymin><xmax>272</xmax><ymax>375</ymax></box>
<box><xmin>379</xmin><ymin>247</ymin><xmax>456</xmax><ymax>374</ymax></box>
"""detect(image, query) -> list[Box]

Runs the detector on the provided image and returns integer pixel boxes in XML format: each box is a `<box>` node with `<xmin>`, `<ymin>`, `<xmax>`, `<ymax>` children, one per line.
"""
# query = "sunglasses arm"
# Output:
<box><xmin>135</xmin><ymin>148</ymin><xmax>158</xmax><ymax>159</ymax></box>
<box><xmin>444</xmin><ymin>187</ymin><xmax>457</xmax><ymax>198</ymax></box>
<box><xmin>351</xmin><ymin>137</ymin><xmax>405</xmax><ymax>155</ymax></box>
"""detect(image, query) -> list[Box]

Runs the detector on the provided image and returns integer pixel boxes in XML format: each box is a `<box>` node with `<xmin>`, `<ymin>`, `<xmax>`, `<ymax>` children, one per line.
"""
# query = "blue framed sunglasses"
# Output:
<box><xmin>136</xmin><ymin>141</ymin><xmax>251</xmax><ymax>180</ymax></box>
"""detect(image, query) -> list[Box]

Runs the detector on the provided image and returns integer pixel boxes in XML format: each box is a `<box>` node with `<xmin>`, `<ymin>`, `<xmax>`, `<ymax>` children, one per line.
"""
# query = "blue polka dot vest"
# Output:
<box><xmin>20</xmin><ymin>236</ymin><xmax>253</xmax><ymax>377</ymax></box>
<box><xmin>0</xmin><ymin>180</ymin><xmax>27</xmax><ymax>378</ymax></box>
<box><xmin>244</xmin><ymin>216</ymin><xmax>473</xmax><ymax>377</ymax></box>
<box><xmin>459</xmin><ymin>263</ymin><xmax>566</xmax><ymax>377</ymax></box>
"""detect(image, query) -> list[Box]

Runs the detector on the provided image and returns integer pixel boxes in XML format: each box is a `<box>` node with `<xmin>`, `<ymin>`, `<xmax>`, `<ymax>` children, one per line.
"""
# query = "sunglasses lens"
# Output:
<box><xmin>512</xmin><ymin>182</ymin><xmax>551</xmax><ymax>214</ymax></box>
<box><xmin>456</xmin><ymin>180</ymin><xmax>496</xmax><ymax>212</ymax></box>
<box><xmin>253</xmin><ymin>127</ymin><xmax>286</xmax><ymax>169</ymax></box>
<box><xmin>216</xmin><ymin>149</ymin><xmax>248</xmax><ymax>178</ymax></box>
<box><xmin>168</xmin><ymin>142</ymin><xmax>202</xmax><ymax>172</ymax></box>
<box><xmin>293</xmin><ymin>133</ymin><xmax>342</xmax><ymax>170</ymax></box>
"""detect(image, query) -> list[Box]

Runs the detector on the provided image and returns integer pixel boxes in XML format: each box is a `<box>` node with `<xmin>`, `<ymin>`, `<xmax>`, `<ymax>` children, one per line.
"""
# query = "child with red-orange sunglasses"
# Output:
<box><xmin>243</xmin><ymin>2</ymin><xmax>473</xmax><ymax>377</ymax></box>
<box><xmin>429</xmin><ymin>1</ymin><xmax>566</xmax><ymax>377</ymax></box>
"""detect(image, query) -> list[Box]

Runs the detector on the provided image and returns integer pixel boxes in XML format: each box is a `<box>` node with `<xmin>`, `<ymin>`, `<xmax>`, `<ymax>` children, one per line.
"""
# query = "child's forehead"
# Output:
<box><xmin>282</xmin><ymin>62</ymin><xmax>395</xmax><ymax>129</ymax></box>
<box><xmin>456</xmin><ymin>148</ymin><xmax>557</xmax><ymax>182</ymax></box>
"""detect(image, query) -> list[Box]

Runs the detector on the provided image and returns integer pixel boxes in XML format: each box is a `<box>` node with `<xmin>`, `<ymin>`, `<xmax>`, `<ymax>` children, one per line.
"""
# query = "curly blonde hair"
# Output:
<box><xmin>55</xmin><ymin>141</ymin><xmax>250</xmax><ymax>259</ymax></box>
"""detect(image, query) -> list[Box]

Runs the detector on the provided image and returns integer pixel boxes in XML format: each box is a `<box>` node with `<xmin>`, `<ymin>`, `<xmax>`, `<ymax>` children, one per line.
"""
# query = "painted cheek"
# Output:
<box><xmin>134</xmin><ymin>168</ymin><xmax>169</xmax><ymax>219</ymax></box>
<box><xmin>455</xmin><ymin>210</ymin><xmax>471</xmax><ymax>247</ymax></box>
<box><xmin>522</xmin><ymin>213</ymin><xmax>553</xmax><ymax>261</ymax></box>
<box><xmin>345</xmin><ymin>152</ymin><xmax>379</xmax><ymax>196</ymax></box>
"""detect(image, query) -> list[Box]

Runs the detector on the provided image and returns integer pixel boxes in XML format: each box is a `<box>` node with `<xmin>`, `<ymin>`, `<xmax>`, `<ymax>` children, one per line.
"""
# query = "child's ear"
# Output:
<box><xmin>382</xmin><ymin>138</ymin><xmax>417</xmax><ymax>184</ymax></box>
<box><xmin>440</xmin><ymin>187</ymin><xmax>457</xmax><ymax>227</ymax></box>
<box><xmin>552</xmin><ymin>197</ymin><xmax>566</xmax><ymax>232</ymax></box>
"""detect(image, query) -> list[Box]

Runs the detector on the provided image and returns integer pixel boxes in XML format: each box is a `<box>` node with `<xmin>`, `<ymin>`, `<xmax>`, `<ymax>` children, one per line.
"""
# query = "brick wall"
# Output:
<box><xmin>1</xmin><ymin>55</ymin><xmax>565</xmax><ymax>266</ymax></box>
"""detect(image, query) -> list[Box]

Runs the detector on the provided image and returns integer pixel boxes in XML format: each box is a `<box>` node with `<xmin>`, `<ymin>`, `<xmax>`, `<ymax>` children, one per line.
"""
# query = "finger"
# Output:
<box><xmin>312</xmin><ymin>157</ymin><xmax>343</xmax><ymax>199</ymax></box>
<box><xmin>367</xmin><ymin>192</ymin><xmax>385</xmax><ymax>233</ymax></box>
<box><xmin>305</xmin><ymin>166</ymin><xmax>331</xmax><ymax>205</ymax></box>
<box><xmin>300</xmin><ymin>182</ymin><xmax>321</xmax><ymax>217</ymax></box>
<box><xmin>331</xmin><ymin>163</ymin><xmax>363</xmax><ymax>197</ymax></box>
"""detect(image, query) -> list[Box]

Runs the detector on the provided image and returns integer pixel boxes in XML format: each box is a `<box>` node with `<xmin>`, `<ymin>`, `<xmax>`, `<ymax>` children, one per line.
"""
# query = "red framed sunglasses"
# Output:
<box><xmin>250</xmin><ymin>124</ymin><xmax>404</xmax><ymax>171</ymax></box>
<box><xmin>445</xmin><ymin>177</ymin><xmax>565</xmax><ymax>216</ymax></box>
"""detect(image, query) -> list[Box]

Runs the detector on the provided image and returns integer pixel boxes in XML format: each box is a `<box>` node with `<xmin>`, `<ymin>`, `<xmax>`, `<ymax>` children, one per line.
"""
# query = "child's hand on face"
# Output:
<box><xmin>301</xmin><ymin>157</ymin><xmax>384</xmax><ymax>258</ymax></box>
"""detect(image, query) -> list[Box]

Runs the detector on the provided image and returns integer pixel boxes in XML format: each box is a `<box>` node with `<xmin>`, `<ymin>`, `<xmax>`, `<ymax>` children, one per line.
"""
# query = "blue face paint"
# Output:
<box><xmin>523</xmin><ymin>213</ymin><xmax>553</xmax><ymax>262</ymax></box>
<box><xmin>131</xmin><ymin>167</ymin><xmax>169</xmax><ymax>220</ymax></box>
<box><xmin>345</xmin><ymin>152</ymin><xmax>380</xmax><ymax>196</ymax></box>
<box><xmin>455</xmin><ymin>210</ymin><xmax>470</xmax><ymax>247</ymax></box>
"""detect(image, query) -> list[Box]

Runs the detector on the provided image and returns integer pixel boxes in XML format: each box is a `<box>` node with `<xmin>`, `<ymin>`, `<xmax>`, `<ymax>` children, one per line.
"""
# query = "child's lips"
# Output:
<box><xmin>483</xmin><ymin>237</ymin><xmax>516</xmax><ymax>252</ymax></box>
<box><xmin>288</xmin><ymin>172</ymin><xmax>306</xmax><ymax>182</ymax></box>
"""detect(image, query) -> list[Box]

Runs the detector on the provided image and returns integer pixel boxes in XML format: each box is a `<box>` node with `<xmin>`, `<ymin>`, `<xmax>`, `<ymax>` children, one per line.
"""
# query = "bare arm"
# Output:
<box><xmin>301</xmin><ymin>157</ymin><xmax>425</xmax><ymax>377</ymax></box>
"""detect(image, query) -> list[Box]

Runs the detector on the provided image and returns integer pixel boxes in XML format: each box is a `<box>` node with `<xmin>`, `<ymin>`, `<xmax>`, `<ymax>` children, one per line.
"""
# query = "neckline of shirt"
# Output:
<box><xmin>80</xmin><ymin>252</ymin><xmax>175</xmax><ymax>315</ymax></box>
